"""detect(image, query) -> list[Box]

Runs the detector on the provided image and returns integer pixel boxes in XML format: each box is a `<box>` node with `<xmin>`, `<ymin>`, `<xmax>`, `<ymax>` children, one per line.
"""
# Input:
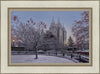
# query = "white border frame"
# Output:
<box><xmin>1</xmin><ymin>1</ymin><xmax>99</xmax><ymax>73</ymax></box>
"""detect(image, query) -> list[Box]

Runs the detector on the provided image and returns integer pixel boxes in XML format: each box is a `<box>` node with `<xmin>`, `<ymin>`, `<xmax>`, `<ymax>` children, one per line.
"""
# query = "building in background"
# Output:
<box><xmin>49</xmin><ymin>18</ymin><xmax>67</xmax><ymax>45</ymax></box>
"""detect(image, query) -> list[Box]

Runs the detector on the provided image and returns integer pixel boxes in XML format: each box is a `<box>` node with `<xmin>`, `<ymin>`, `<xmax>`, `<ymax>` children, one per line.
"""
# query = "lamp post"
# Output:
<box><xmin>13</xmin><ymin>40</ymin><xmax>15</xmax><ymax>47</ymax></box>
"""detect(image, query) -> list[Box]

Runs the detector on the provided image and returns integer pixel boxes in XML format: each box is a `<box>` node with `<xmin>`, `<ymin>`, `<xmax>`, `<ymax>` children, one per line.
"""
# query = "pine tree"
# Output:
<box><xmin>68</xmin><ymin>36</ymin><xmax>74</xmax><ymax>51</ymax></box>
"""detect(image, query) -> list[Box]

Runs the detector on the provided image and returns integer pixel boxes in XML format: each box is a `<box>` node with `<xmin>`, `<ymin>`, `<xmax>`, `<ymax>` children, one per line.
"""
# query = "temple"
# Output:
<box><xmin>49</xmin><ymin>18</ymin><xmax>67</xmax><ymax>44</ymax></box>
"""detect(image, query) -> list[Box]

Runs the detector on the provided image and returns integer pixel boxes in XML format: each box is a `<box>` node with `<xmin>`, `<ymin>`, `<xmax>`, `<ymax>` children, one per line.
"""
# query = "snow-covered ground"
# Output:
<box><xmin>11</xmin><ymin>55</ymin><xmax>75</xmax><ymax>63</ymax></box>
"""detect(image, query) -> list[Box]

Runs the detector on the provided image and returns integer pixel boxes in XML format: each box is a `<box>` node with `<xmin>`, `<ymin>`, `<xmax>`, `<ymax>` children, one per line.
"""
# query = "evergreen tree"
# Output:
<box><xmin>68</xmin><ymin>36</ymin><xmax>74</xmax><ymax>51</ymax></box>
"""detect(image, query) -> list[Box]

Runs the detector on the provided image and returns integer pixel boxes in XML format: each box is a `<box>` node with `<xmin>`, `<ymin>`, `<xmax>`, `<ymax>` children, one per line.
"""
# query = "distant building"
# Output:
<box><xmin>49</xmin><ymin>18</ymin><xmax>67</xmax><ymax>44</ymax></box>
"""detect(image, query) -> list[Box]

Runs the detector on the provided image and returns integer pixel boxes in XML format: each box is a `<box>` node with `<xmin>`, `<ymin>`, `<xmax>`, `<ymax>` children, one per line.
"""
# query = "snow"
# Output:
<box><xmin>11</xmin><ymin>55</ymin><xmax>75</xmax><ymax>63</ymax></box>
<box><xmin>76</xmin><ymin>50</ymin><xmax>89</xmax><ymax>52</ymax></box>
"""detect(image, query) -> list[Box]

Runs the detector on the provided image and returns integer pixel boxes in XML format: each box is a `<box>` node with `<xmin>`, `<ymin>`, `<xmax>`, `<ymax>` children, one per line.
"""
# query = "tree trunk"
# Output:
<box><xmin>35</xmin><ymin>48</ymin><xmax>38</xmax><ymax>59</ymax></box>
<box><xmin>56</xmin><ymin>49</ymin><xmax>57</xmax><ymax>56</ymax></box>
<box><xmin>62</xmin><ymin>53</ymin><xmax>65</xmax><ymax>57</ymax></box>
<box><xmin>56</xmin><ymin>52</ymin><xmax>57</xmax><ymax>56</ymax></box>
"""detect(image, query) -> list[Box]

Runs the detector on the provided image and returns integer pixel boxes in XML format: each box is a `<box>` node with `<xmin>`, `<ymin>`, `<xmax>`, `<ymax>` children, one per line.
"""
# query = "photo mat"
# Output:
<box><xmin>8</xmin><ymin>8</ymin><xmax>92</xmax><ymax>66</ymax></box>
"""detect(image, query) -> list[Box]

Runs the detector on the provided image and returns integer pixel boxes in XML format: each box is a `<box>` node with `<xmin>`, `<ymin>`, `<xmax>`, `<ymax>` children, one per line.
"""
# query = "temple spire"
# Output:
<box><xmin>51</xmin><ymin>17</ymin><xmax>55</xmax><ymax>24</ymax></box>
<box><xmin>62</xmin><ymin>23</ymin><xmax>64</xmax><ymax>29</ymax></box>
<box><xmin>57</xmin><ymin>17</ymin><xmax>60</xmax><ymax>24</ymax></box>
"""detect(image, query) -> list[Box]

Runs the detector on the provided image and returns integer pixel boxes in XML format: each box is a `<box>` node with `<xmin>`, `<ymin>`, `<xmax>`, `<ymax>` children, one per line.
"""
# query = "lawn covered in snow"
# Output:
<box><xmin>11</xmin><ymin>55</ymin><xmax>75</xmax><ymax>63</ymax></box>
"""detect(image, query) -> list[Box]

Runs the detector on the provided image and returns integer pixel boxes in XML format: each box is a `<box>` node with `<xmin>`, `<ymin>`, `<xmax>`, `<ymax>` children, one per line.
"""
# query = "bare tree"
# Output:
<box><xmin>11</xmin><ymin>16</ymin><xmax>47</xmax><ymax>59</ymax></box>
<box><xmin>72</xmin><ymin>11</ymin><xmax>89</xmax><ymax>50</ymax></box>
